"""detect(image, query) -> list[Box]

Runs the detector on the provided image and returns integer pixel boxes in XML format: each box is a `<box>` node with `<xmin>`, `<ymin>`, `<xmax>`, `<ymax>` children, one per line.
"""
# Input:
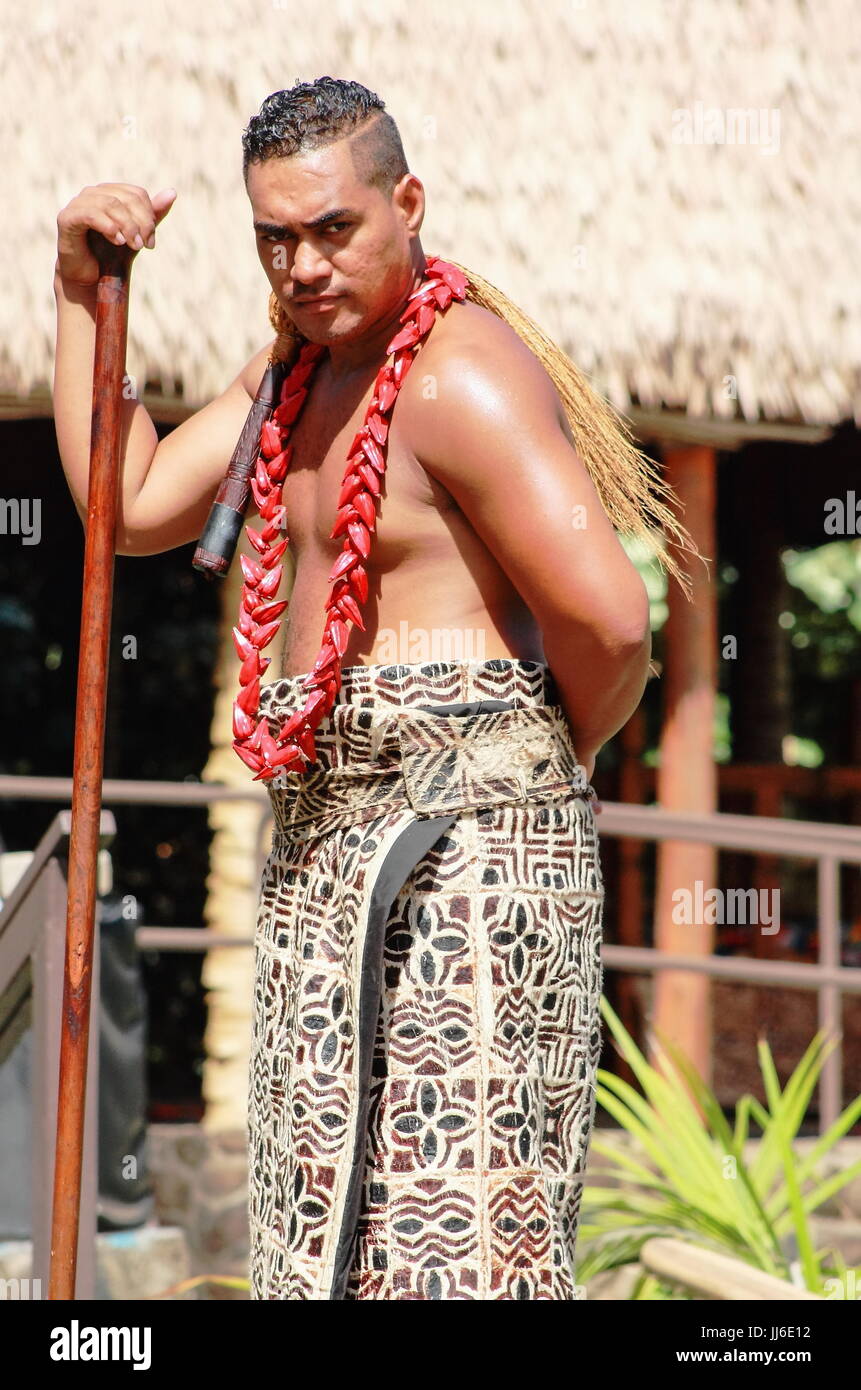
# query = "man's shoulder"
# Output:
<box><xmin>397</xmin><ymin>296</ymin><xmax>569</xmax><ymax>489</ymax></box>
<box><xmin>413</xmin><ymin>296</ymin><xmax>529</xmax><ymax>375</ymax></box>
<box><xmin>400</xmin><ymin>296</ymin><xmax>562</xmax><ymax>429</ymax></box>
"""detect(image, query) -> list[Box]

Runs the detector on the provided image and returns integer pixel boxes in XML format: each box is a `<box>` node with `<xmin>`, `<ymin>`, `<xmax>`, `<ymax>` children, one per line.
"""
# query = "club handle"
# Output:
<box><xmin>192</xmin><ymin>359</ymin><xmax>288</xmax><ymax>579</ymax></box>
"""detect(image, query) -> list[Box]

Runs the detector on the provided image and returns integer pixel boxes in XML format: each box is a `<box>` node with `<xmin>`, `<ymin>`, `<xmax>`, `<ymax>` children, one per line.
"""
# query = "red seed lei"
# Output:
<box><xmin>232</xmin><ymin>254</ymin><xmax>469</xmax><ymax>781</ymax></box>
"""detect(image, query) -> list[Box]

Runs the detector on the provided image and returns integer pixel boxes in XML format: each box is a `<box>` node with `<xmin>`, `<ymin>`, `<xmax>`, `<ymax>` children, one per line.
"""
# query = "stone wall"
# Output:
<box><xmin>147</xmin><ymin>1124</ymin><xmax>251</xmax><ymax>1299</ymax></box>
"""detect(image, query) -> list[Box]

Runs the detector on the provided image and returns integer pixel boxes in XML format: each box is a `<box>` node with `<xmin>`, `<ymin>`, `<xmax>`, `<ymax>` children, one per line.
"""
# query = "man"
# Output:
<box><xmin>54</xmin><ymin>76</ymin><xmax>674</xmax><ymax>1300</ymax></box>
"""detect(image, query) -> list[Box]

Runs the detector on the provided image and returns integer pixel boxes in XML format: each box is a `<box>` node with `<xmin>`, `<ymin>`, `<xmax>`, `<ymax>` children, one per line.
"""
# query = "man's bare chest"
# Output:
<box><xmin>277</xmin><ymin>363</ymin><xmax>437</xmax><ymax>558</ymax></box>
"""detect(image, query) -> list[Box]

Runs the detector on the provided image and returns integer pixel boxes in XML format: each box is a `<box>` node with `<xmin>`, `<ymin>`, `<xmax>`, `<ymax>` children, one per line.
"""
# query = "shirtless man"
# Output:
<box><xmin>53</xmin><ymin>159</ymin><xmax>649</xmax><ymax>783</ymax></box>
<box><xmin>53</xmin><ymin>81</ymin><xmax>653</xmax><ymax>1301</ymax></box>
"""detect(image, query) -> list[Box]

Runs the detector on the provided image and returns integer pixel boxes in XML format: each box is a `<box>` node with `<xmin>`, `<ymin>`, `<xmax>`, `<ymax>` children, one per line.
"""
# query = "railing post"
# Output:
<box><xmin>31</xmin><ymin>856</ymin><xmax>65</xmax><ymax>1294</ymax></box>
<box><xmin>31</xmin><ymin>850</ymin><xmax>101</xmax><ymax>1297</ymax></box>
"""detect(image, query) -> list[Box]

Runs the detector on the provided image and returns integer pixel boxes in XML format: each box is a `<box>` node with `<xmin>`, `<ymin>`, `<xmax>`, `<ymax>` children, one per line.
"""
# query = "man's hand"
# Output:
<box><xmin>52</xmin><ymin>177</ymin><xmax>276</xmax><ymax>556</ymax></box>
<box><xmin>56</xmin><ymin>183</ymin><xmax>177</xmax><ymax>286</ymax></box>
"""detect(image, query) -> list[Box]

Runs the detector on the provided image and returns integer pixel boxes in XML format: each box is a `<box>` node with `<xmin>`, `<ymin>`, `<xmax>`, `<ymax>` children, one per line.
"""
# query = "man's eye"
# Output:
<box><xmin>327</xmin><ymin>222</ymin><xmax>350</xmax><ymax>233</ymax></box>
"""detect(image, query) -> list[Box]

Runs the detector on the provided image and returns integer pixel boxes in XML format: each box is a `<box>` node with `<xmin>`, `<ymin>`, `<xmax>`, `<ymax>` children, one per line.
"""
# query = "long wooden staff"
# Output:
<box><xmin>49</xmin><ymin>233</ymin><xmax>134</xmax><ymax>1299</ymax></box>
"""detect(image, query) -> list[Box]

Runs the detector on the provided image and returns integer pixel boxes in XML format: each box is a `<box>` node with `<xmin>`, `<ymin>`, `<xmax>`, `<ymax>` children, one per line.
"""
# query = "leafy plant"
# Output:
<box><xmin>576</xmin><ymin>994</ymin><xmax>861</xmax><ymax>1299</ymax></box>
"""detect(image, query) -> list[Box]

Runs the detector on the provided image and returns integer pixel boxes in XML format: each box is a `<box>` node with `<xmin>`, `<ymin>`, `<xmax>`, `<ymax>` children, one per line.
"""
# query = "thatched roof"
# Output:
<box><xmin>6</xmin><ymin>0</ymin><xmax>860</xmax><ymax>427</ymax></box>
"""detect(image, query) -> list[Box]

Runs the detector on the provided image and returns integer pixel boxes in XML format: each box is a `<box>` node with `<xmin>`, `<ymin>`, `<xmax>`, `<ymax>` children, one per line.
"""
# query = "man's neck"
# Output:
<box><xmin>324</xmin><ymin>251</ymin><xmax>429</xmax><ymax>383</ymax></box>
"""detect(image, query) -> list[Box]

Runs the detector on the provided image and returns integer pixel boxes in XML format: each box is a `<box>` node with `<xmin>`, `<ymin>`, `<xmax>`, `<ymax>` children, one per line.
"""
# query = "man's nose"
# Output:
<box><xmin>291</xmin><ymin>242</ymin><xmax>331</xmax><ymax>287</ymax></box>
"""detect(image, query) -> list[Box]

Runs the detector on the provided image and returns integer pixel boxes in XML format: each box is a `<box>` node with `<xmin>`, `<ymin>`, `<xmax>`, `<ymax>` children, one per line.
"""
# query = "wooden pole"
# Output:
<box><xmin>652</xmin><ymin>444</ymin><xmax>718</xmax><ymax>1085</ymax></box>
<box><xmin>49</xmin><ymin>235</ymin><xmax>133</xmax><ymax>1299</ymax></box>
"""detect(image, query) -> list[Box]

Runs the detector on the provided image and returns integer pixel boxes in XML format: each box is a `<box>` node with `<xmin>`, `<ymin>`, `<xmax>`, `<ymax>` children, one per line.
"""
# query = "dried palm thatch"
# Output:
<box><xmin>6</xmin><ymin>1</ymin><xmax>859</xmax><ymax>436</ymax></box>
<box><xmin>267</xmin><ymin>268</ymin><xmax>699</xmax><ymax>591</ymax></box>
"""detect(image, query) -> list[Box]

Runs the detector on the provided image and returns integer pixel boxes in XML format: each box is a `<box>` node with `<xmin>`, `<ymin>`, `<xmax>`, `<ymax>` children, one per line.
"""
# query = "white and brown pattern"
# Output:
<box><xmin>247</xmin><ymin>658</ymin><xmax>604</xmax><ymax>1300</ymax></box>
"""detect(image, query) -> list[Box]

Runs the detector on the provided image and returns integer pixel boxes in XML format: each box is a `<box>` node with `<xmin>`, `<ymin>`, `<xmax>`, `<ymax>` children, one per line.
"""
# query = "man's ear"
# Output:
<box><xmin>394</xmin><ymin>173</ymin><xmax>425</xmax><ymax>233</ymax></box>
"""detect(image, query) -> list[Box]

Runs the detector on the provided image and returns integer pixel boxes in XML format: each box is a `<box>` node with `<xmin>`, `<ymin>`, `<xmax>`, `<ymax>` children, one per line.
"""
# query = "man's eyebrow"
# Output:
<box><xmin>253</xmin><ymin>207</ymin><xmax>357</xmax><ymax>235</ymax></box>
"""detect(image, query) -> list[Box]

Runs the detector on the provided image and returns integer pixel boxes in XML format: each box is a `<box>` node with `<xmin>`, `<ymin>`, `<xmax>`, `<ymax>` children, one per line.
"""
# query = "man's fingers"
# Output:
<box><xmin>59</xmin><ymin>206</ymin><xmax>127</xmax><ymax>250</ymax></box>
<box><xmin>56</xmin><ymin>182</ymin><xmax>176</xmax><ymax>283</ymax></box>
<box><xmin>88</xmin><ymin>192</ymin><xmax>150</xmax><ymax>252</ymax></box>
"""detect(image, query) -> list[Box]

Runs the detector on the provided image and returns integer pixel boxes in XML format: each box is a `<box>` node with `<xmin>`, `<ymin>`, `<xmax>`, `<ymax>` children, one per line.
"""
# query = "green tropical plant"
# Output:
<box><xmin>576</xmin><ymin>995</ymin><xmax>861</xmax><ymax>1300</ymax></box>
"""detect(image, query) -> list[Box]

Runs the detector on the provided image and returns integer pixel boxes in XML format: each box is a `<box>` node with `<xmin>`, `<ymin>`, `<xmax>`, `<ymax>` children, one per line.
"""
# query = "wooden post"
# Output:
<box><xmin>652</xmin><ymin>444</ymin><xmax>718</xmax><ymax>1084</ymax></box>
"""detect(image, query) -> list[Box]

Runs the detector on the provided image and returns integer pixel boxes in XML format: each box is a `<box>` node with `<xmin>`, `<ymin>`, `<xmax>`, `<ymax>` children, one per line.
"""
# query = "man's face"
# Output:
<box><xmin>246</xmin><ymin>135</ymin><xmax>424</xmax><ymax>349</ymax></box>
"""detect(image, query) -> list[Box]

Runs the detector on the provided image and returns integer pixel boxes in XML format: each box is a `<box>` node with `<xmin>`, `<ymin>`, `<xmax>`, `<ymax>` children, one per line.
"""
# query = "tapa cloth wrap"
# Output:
<box><xmin>247</xmin><ymin>658</ymin><xmax>605</xmax><ymax>1300</ymax></box>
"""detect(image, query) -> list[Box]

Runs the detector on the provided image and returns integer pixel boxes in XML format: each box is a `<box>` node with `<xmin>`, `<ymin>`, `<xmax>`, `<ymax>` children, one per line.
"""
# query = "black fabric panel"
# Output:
<box><xmin>329</xmin><ymin>811</ymin><xmax>457</xmax><ymax>1300</ymax></box>
<box><xmin>329</xmin><ymin>696</ymin><xmax>551</xmax><ymax>1295</ymax></box>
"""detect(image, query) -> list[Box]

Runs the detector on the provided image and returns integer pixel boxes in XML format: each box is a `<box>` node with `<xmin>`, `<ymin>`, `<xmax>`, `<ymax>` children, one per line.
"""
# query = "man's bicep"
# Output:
<box><xmin>417</xmin><ymin>345</ymin><xmax>647</xmax><ymax>638</ymax></box>
<box><xmin>120</xmin><ymin>342</ymin><xmax>274</xmax><ymax>555</ymax></box>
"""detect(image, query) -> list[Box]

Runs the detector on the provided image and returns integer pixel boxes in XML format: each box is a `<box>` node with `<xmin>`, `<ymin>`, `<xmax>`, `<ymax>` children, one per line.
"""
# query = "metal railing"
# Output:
<box><xmin>0</xmin><ymin>775</ymin><xmax>858</xmax><ymax>1296</ymax></box>
<box><xmin>596</xmin><ymin>800</ymin><xmax>861</xmax><ymax>1133</ymax></box>
<box><xmin>0</xmin><ymin>774</ymin><xmax>272</xmax><ymax>949</ymax></box>
<box><xmin>0</xmin><ymin>808</ymin><xmax>111</xmax><ymax>1298</ymax></box>
<box><xmin>0</xmin><ymin>776</ymin><xmax>268</xmax><ymax>1298</ymax></box>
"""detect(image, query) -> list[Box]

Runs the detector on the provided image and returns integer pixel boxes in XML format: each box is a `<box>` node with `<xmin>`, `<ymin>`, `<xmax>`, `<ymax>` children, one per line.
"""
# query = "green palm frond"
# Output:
<box><xmin>577</xmin><ymin>996</ymin><xmax>861</xmax><ymax>1300</ymax></box>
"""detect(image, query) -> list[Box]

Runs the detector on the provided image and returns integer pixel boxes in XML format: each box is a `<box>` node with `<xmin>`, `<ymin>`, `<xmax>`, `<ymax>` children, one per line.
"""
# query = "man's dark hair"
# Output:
<box><xmin>242</xmin><ymin>76</ymin><xmax>409</xmax><ymax>197</ymax></box>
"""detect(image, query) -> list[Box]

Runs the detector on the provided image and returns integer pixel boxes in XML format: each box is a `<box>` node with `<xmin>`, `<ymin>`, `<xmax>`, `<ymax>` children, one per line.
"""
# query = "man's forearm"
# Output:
<box><xmin>541</xmin><ymin>617</ymin><xmax>652</xmax><ymax>768</ymax></box>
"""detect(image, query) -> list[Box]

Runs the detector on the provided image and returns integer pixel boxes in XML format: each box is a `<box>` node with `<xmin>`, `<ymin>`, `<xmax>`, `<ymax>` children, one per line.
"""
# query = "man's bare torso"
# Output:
<box><xmin>271</xmin><ymin>299</ymin><xmax>545</xmax><ymax>678</ymax></box>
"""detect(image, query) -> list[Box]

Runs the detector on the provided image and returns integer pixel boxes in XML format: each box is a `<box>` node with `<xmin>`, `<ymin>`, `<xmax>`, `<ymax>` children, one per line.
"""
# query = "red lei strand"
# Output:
<box><xmin>232</xmin><ymin>254</ymin><xmax>469</xmax><ymax>782</ymax></box>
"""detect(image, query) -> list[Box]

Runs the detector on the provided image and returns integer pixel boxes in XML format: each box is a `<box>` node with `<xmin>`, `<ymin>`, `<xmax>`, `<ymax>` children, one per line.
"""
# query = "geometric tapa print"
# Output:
<box><xmin>247</xmin><ymin>658</ymin><xmax>604</xmax><ymax>1300</ymax></box>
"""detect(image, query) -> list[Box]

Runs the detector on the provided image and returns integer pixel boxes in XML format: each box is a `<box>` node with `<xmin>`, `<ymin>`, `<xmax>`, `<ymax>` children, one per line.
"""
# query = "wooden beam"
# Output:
<box><xmin>0</xmin><ymin>389</ymin><xmax>195</xmax><ymax>425</ymax></box>
<box><xmin>627</xmin><ymin>407</ymin><xmax>832</xmax><ymax>451</ymax></box>
<box><xmin>1</xmin><ymin>391</ymin><xmax>836</xmax><ymax>444</ymax></box>
<box><xmin>641</xmin><ymin>1237</ymin><xmax>824</xmax><ymax>1300</ymax></box>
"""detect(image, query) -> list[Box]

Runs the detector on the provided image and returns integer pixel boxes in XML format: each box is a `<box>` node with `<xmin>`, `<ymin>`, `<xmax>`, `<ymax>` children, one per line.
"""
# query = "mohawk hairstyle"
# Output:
<box><xmin>242</xmin><ymin>75</ymin><xmax>409</xmax><ymax>196</ymax></box>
